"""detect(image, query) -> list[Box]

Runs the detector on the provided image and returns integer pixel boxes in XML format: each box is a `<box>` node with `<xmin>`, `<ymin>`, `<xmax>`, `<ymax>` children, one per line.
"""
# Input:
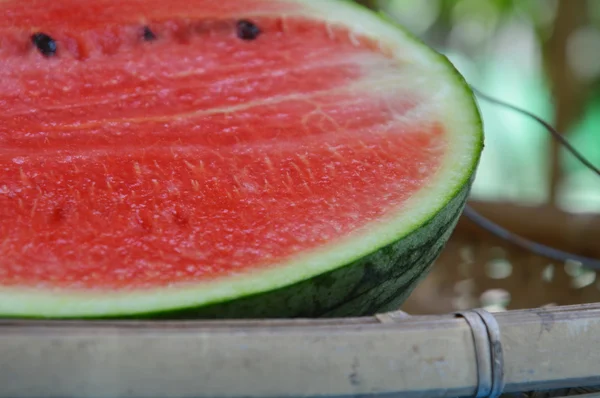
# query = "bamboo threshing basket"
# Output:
<box><xmin>2</xmin><ymin>200</ymin><xmax>600</xmax><ymax>398</ymax></box>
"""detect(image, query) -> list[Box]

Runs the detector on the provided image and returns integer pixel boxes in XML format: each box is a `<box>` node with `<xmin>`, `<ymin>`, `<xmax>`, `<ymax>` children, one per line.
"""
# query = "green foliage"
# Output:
<box><xmin>354</xmin><ymin>0</ymin><xmax>600</xmax><ymax>211</ymax></box>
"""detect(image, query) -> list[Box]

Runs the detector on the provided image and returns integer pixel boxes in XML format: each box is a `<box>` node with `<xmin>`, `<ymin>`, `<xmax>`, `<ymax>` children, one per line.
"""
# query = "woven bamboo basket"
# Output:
<box><xmin>2</xmin><ymin>200</ymin><xmax>600</xmax><ymax>398</ymax></box>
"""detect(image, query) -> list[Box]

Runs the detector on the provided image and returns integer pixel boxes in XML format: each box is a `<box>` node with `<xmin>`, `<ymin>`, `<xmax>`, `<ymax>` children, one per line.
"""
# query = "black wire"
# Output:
<box><xmin>464</xmin><ymin>86</ymin><xmax>600</xmax><ymax>270</ymax></box>
<box><xmin>463</xmin><ymin>206</ymin><xmax>600</xmax><ymax>270</ymax></box>
<box><xmin>470</xmin><ymin>86</ymin><xmax>600</xmax><ymax>178</ymax></box>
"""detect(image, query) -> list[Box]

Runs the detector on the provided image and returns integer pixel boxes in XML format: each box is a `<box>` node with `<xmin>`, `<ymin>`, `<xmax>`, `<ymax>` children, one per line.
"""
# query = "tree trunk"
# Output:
<box><xmin>543</xmin><ymin>0</ymin><xmax>589</xmax><ymax>206</ymax></box>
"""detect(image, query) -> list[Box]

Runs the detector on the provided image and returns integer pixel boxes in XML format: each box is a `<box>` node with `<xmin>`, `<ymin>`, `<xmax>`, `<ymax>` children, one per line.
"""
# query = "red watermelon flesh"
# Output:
<box><xmin>0</xmin><ymin>0</ymin><xmax>482</xmax><ymax>318</ymax></box>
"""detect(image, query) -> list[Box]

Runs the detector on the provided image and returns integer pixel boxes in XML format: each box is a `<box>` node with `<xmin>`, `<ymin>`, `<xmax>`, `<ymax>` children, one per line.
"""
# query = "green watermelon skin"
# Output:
<box><xmin>0</xmin><ymin>0</ymin><xmax>483</xmax><ymax>319</ymax></box>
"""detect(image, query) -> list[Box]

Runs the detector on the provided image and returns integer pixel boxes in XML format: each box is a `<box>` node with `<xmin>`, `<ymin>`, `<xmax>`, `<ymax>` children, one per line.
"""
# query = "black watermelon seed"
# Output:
<box><xmin>236</xmin><ymin>20</ymin><xmax>261</xmax><ymax>40</ymax></box>
<box><xmin>31</xmin><ymin>32</ymin><xmax>57</xmax><ymax>57</ymax></box>
<box><xmin>143</xmin><ymin>26</ymin><xmax>157</xmax><ymax>41</ymax></box>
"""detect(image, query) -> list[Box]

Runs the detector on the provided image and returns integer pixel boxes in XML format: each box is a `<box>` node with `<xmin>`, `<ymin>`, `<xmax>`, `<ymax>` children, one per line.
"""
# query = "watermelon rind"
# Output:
<box><xmin>0</xmin><ymin>0</ymin><xmax>483</xmax><ymax>319</ymax></box>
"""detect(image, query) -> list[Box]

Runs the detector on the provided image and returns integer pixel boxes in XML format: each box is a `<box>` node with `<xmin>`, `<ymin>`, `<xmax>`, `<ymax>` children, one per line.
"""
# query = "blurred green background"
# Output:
<box><xmin>355</xmin><ymin>0</ymin><xmax>600</xmax><ymax>213</ymax></box>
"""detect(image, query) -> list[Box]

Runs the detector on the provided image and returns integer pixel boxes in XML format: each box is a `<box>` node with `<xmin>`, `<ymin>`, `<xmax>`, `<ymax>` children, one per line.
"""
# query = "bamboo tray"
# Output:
<box><xmin>404</xmin><ymin>201</ymin><xmax>600</xmax><ymax>314</ymax></box>
<box><xmin>2</xmin><ymin>201</ymin><xmax>600</xmax><ymax>398</ymax></box>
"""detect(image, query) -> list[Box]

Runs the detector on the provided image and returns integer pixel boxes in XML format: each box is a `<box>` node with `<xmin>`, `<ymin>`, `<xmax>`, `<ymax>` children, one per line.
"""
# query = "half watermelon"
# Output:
<box><xmin>0</xmin><ymin>0</ymin><xmax>483</xmax><ymax>318</ymax></box>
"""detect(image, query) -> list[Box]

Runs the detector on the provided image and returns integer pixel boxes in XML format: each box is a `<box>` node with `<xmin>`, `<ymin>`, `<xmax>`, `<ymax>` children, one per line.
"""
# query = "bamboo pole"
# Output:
<box><xmin>1</xmin><ymin>303</ymin><xmax>599</xmax><ymax>397</ymax></box>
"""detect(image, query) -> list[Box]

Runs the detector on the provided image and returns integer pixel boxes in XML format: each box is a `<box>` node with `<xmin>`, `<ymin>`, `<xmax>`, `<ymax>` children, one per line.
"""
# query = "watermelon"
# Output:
<box><xmin>0</xmin><ymin>0</ymin><xmax>483</xmax><ymax>319</ymax></box>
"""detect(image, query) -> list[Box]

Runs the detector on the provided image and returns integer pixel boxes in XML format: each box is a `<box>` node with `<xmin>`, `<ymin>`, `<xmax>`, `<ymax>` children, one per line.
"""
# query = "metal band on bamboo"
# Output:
<box><xmin>456</xmin><ymin>309</ymin><xmax>505</xmax><ymax>398</ymax></box>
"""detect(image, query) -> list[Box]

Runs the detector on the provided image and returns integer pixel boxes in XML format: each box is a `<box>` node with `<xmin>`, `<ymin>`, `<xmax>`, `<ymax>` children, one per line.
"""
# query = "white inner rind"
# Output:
<box><xmin>0</xmin><ymin>0</ymin><xmax>483</xmax><ymax>317</ymax></box>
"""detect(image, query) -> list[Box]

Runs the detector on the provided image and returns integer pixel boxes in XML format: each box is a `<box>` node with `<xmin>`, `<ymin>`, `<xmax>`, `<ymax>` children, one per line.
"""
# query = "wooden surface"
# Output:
<box><xmin>458</xmin><ymin>201</ymin><xmax>600</xmax><ymax>255</ymax></box>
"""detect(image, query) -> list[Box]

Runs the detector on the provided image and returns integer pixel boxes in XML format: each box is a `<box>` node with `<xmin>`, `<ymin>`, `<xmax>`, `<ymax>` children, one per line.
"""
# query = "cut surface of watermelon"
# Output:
<box><xmin>0</xmin><ymin>0</ymin><xmax>482</xmax><ymax>318</ymax></box>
